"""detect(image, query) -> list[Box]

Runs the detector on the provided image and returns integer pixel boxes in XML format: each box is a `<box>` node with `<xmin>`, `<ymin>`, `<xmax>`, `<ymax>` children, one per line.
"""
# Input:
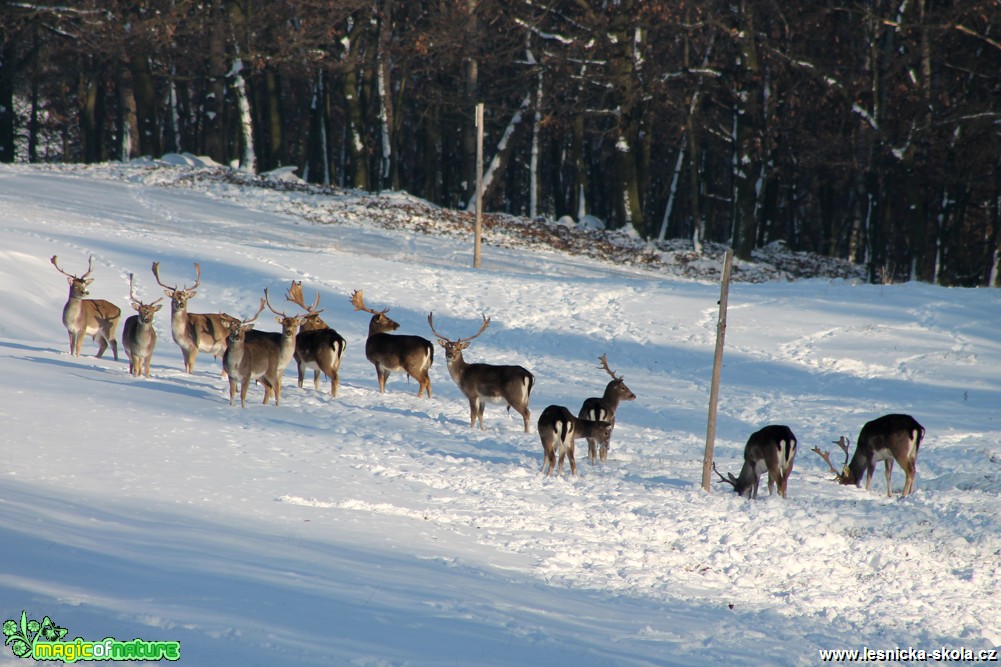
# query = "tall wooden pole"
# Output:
<box><xmin>702</xmin><ymin>248</ymin><xmax>733</xmax><ymax>491</ymax></box>
<box><xmin>473</xmin><ymin>103</ymin><xmax>484</xmax><ymax>268</ymax></box>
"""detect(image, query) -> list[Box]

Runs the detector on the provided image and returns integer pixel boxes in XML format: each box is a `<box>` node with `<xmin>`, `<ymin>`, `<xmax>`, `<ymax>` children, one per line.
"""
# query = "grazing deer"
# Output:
<box><xmin>715</xmin><ymin>425</ymin><xmax>798</xmax><ymax>499</ymax></box>
<box><xmin>814</xmin><ymin>414</ymin><xmax>924</xmax><ymax>497</ymax></box>
<box><xmin>152</xmin><ymin>261</ymin><xmax>231</xmax><ymax>374</ymax></box>
<box><xmin>578</xmin><ymin>354</ymin><xmax>636</xmax><ymax>464</ymax></box>
<box><xmin>286</xmin><ymin>281</ymin><xmax>346</xmax><ymax>397</ymax></box>
<box><xmin>350</xmin><ymin>290</ymin><xmax>433</xmax><ymax>397</ymax></box>
<box><xmin>428</xmin><ymin>313</ymin><xmax>535</xmax><ymax>432</ymax></box>
<box><xmin>222</xmin><ymin>292</ymin><xmax>305</xmax><ymax>407</ymax></box>
<box><xmin>537</xmin><ymin>405</ymin><xmax>612</xmax><ymax>477</ymax></box>
<box><xmin>122</xmin><ymin>273</ymin><xmax>163</xmax><ymax>378</ymax></box>
<box><xmin>50</xmin><ymin>255</ymin><xmax>121</xmax><ymax>360</ymax></box>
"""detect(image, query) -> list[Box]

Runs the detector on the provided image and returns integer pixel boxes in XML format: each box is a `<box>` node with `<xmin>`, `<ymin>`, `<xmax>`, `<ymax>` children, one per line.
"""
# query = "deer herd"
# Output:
<box><xmin>51</xmin><ymin>254</ymin><xmax>927</xmax><ymax>498</ymax></box>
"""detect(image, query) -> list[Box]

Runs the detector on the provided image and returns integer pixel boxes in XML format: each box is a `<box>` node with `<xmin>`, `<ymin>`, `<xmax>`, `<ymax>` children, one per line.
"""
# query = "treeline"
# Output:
<box><xmin>1</xmin><ymin>1</ymin><xmax>1000</xmax><ymax>285</ymax></box>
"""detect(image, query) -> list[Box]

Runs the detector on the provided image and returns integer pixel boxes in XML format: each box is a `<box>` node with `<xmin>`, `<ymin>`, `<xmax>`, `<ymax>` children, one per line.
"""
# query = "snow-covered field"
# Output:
<box><xmin>0</xmin><ymin>160</ymin><xmax>999</xmax><ymax>666</ymax></box>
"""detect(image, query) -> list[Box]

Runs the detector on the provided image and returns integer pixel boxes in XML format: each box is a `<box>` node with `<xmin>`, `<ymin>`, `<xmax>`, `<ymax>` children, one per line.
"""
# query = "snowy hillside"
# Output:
<box><xmin>0</xmin><ymin>160</ymin><xmax>999</xmax><ymax>666</ymax></box>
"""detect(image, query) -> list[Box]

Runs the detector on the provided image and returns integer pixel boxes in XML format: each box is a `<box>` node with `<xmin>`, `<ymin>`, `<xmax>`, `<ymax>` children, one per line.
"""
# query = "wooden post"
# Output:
<box><xmin>473</xmin><ymin>103</ymin><xmax>484</xmax><ymax>269</ymax></box>
<box><xmin>702</xmin><ymin>248</ymin><xmax>733</xmax><ymax>492</ymax></box>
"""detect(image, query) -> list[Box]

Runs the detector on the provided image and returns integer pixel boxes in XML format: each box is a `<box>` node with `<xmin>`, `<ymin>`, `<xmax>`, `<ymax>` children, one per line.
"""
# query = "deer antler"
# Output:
<box><xmin>428</xmin><ymin>313</ymin><xmax>490</xmax><ymax>343</ymax></box>
<box><xmin>51</xmin><ymin>255</ymin><xmax>92</xmax><ymax>279</ymax></box>
<box><xmin>151</xmin><ymin>261</ymin><xmax>200</xmax><ymax>291</ymax></box>
<box><xmin>129</xmin><ymin>272</ymin><xmax>162</xmax><ymax>304</ymax></box>
<box><xmin>812</xmin><ymin>436</ymin><xmax>853</xmax><ymax>484</ymax></box>
<box><xmin>264</xmin><ymin>288</ymin><xmax>288</xmax><ymax>317</ymax></box>
<box><xmin>350</xmin><ymin>289</ymin><xmax>388</xmax><ymax>315</ymax></box>
<box><xmin>285</xmin><ymin>280</ymin><xmax>323</xmax><ymax>315</ymax></box>
<box><xmin>598</xmin><ymin>353</ymin><xmax>623</xmax><ymax>380</ymax></box>
<box><xmin>242</xmin><ymin>297</ymin><xmax>267</xmax><ymax>325</ymax></box>
<box><xmin>711</xmin><ymin>461</ymin><xmax>737</xmax><ymax>488</ymax></box>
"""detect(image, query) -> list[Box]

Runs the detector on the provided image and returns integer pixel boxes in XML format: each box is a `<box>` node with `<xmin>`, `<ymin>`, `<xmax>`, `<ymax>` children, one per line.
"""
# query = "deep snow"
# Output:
<box><xmin>0</xmin><ymin>160</ymin><xmax>999</xmax><ymax>666</ymax></box>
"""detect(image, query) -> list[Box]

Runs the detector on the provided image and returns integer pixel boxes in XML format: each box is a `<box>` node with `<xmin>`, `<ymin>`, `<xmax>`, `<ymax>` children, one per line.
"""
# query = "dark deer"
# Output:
<box><xmin>286</xmin><ymin>281</ymin><xmax>346</xmax><ymax>397</ymax></box>
<box><xmin>428</xmin><ymin>312</ymin><xmax>535</xmax><ymax>432</ymax></box>
<box><xmin>50</xmin><ymin>255</ymin><xmax>121</xmax><ymax>359</ymax></box>
<box><xmin>537</xmin><ymin>405</ymin><xmax>612</xmax><ymax>477</ymax></box>
<box><xmin>350</xmin><ymin>290</ymin><xmax>433</xmax><ymax>397</ymax></box>
<box><xmin>122</xmin><ymin>273</ymin><xmax>163</xmax><ymax>378</ymax></box>
<box><xmin>815</xmin><ymin>414</ymin><xmax>925</xmax><ymax>497</ymax></box>
<box><xmin>152</xmin><ymin>261</ymin><xmax>231</xmax><ymax>374</ymax></box>
<box><xmin>715</xmin><ymin>425</ymin><xmax>798</xmax><ymax>499</ymax></box>
<box><xmin>578</xmin><ymin>354</ymin><xmax>636</xmax><ymax>464</ymax></box>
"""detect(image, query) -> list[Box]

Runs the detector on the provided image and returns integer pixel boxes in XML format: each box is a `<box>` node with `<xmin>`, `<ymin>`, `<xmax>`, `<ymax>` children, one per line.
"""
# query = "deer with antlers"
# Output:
<box><xmin>121</xmin><ymin>273</ymin><xmax>163</xmax><ymax>378</ymax></box>
<box><xmin>714</xmin><ymin>425</ymin><xmax>798</xmax><ymax>499</ymax></box>
<box><xmin>538</xmin><ymin>405</ymin><xmax>613</xmax><ymax>477</ymax></box>
<box><xmin>428</xmin><ymin>313</ymin><xmax>535</xmax><ymax>432</ymax></box>
<box><xmin>285</xmin><ymin>281</ymin><xmax>346</xmax><ymax>397</ymax></box>
<box><xmin>222</xmin><ymin>291</ymin><xmax>306</xmax><ymax>407</ymax></box>
<box><xmin>813</xmin><ymin>413</ymin><xmax>925</xmax><ymax>497</ymax></box>
<box><xmin>351</xmin><ymin>290</ymin><xmax>433</xmax><ymax>397</ymax></box>
<box><xmin>578</xmin><ymin>354</ymin><xmax>636</xmax><ymax>464</ymax></box>
<box><xmin>152</xmin><ymin>262</ymin><xmax>231</xmax><ymax>374</ymax></box>
<box><xmin>51</xmin><ymin>255</ymin><xmax>121</xmax><ymax>360</ymax></box>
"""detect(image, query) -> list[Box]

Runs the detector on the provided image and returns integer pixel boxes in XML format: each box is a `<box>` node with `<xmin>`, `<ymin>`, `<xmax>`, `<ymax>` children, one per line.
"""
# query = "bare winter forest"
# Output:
<box><xmin>1</xmin><ymin>0</ymin><xmax>1000</xmax><ymax>285</ymax></box>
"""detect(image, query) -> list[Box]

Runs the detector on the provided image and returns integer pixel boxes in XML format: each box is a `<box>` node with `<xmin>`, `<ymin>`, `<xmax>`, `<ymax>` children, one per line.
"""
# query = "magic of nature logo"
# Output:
<box><xmin>3</xmin><ymin>611</ymin><xmax>180</xmax><ymax>662</ymax></box>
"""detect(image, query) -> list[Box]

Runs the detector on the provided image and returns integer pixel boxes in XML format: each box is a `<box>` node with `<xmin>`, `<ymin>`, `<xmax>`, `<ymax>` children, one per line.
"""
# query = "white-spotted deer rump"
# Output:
<box><xmin>152</xmin><ymin>261</ymin><xmax>231</xmax><ymax>374</ymax></box>
<box><xmin>285</xmin><ymin>281</ymin><xmax>346</xmax><ymax>397</ymax></box>
<box><xmin>222</xmin><ymin>293</ymin><xmax>305</xmax><ymax>407</ymax></box>
<box><xmin>720</xmin><ymin>425</ymin><xmax>798</xmax><ymax>499</ymax></box>
<box><xmin>51</xmin><ymin>255</ymin><xmax>121</xmax><ymax>359</ymax></box>
<box><xmin>538</xmin><ymin>405</ymin><xmax>612</xmax><ymax>477</ymax></box>
<box><xmin>122</xmin><ymin>273</ymin><xmax>163</xmax><ymax>378</ymax></box>
<box><xmin>846</xmin><ymin>413</ymin><xmax>924</xmax><ymax>497</ymax></box>
<box><xmin>351</xmin><ymin>290</ymin><xmax>433</xmax><ymax>397</ymax></box>
<box><xmin>578</xmin><ymin>354</ymin><xmax>636</xmax><ymax>464</ymax></box>
<box><xmin>428</xmin><ymin>313</ymin><xmax>535</xmax><ymax>432</ymax></box>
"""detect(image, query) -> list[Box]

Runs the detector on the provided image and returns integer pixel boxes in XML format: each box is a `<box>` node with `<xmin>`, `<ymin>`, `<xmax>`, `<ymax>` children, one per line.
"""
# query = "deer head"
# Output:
<box><xmin>350</xmin><ymin>289</ymin><xmax>399</xmax><ymax>335</ymax></box>
<box><xmin>152</xmin><ymin>261</ymin><xmax>201</xmax><ymax>312</ymax></box>
<box><xmin>285</xmin><ymin>280</ymin><xmax>328</xmax><ymax>330</ymax></box>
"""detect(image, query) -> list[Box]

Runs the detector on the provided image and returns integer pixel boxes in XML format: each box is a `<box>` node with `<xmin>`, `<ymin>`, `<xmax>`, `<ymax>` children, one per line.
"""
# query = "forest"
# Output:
<box><xmin>1</xmin><ymin>0</ymin><xmax>999</xmax><ymax>285</ymax></box>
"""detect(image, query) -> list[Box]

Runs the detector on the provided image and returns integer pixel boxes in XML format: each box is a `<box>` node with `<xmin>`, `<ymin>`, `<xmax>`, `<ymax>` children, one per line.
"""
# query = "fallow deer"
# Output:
<box><xmin>814</xmin><ymin>414</ymin><xmax>924</xmax><ymax>497</ymax></box>
<box><xmin>428</xmin><ymin>313</ymin><xmax>535</xmax><ymax>432</ymax></box>
<box><xmin>537</xmin><ymin>405</ymin><xmax>612</xmax><ymax>477</ymax></box>
<box><xmin>350</xmin><ymin>290</ymin><xmax>433</xmax><ymax>397</ymax></box>
<box><xmin>286</xmin><ymin>281</ymin><xmax>346</xmax><ymax>397</ymax></box>
<box><xmin>122</xmin><ymin>273</ymin><xmax>163</xmax><ymax>378</ymax></box>
<box><xmin>152</xmin><ymin>261</ymin><xmax>231</xmax><ymax>374</ymax></box>
<box><xmin>222</xmin><ymin>293</ymin><xmax>305</xmax><ymax>407</ymax></box>
<box><xmin>50</xmin><ymin>255</ymin><xmax>121</xmax><ymax>360</ymax></box>
<box><xmin>578</xmin><ymin>354</ymin><xmax>636</xmax><ymax>464</ymax></box>
<box><xmin>715</xmin><ymin>425</ymin><xmax>798</xmax><ymax>499</ymax></box>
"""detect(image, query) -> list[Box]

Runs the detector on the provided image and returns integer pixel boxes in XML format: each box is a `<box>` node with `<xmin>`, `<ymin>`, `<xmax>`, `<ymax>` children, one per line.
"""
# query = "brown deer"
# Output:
<box><xmin>152</xmin><ymin>261</ymin><xmax>231</xmax><ymax>374</ymax></box>
<box><xmin>350</xmin><ymin>290</ymin><xmax>433</xmax><ymax>397</ymax></box>
<box><xmin>428</xmin><ymin>313</ymin><xmax>535</xmax><ymax>432</ymax></box>
<box><xmin>578</xmin><ymin>354</ymin><xmax>636</xmax><ymax>464</ymax></box>
<box><xmin>222</xmin><ymin>292</ymin><xmax>305</xmax><ymax>407</ymax></box>
<box><xmin>814</xmin><ymin>414</ymin><xmax>924</xmax><ymax>497</ymax></box>
<box><xmin>285</xmin><ymin>281</ymin><xmax>346</xmax><ymax>397</ymax></box>
<box><xmin>537</xmin><ymin>405</ymin><xmax>612</xmax><ymax>477</ymax></box>
<box><xmin>50</xmin><ymin>255</ymin><xmax>121</xmax><ymax>359</ymax></box>
<box><xmin>714</xmin><ymin>425</ymin><xmax>798</xmax><ymax>499</ymax></box>
<box><xmin>122</xmin><ymin>273</ymin><xmax>163</xmax><ymax>378</ymax></box>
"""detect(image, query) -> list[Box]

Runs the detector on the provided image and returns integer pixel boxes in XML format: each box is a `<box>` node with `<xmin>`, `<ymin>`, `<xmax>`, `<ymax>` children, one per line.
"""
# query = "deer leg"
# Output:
<box><xmin>599</xmin><ymin>442</ymin><xmax>609</xmax><ymax>463</ymax></box>
<box><xmin>143</xmin><ymin>357</ymin><xmax>152</xmax><ymax>378</ymax></box>
<box><xmin>109</xmin><ymin>336</ymin><xmax>119</xmax><ymax>361</ymax></box>
<box><xmin>902</xmin><ymin>459</ymin><xmax>916</xmax><ymax>496</ymax></box>
<box><xmin>568</xmin><ymin>443</ymin><xmax>577</xmax><ymax>476</ymax></box>
<box><xmin>587</xmin><ymin>439</ymin><xmax>597</xmax><ymax>465</ymax></box>
<box><xmin>377</xmin><ymin>369</ymin><xmax>389</xmax><ymax>393</ymax></box>
<box><xmin>330</xmin><ymin>370</ymin><xmax>339</xmax><ymax>397</ymax></box>
<box><xmin>297</xmin><ymin>362</ymin><xmax>306</xmax><ymax>389</ymax></box>
<box><xmin>864</xmin><ymin>464</ymin><xmax>876</xmax><ymax>491</ymax></box>
<box><xmin>240</xmin><ymin>379</ymin><xmax>251</xmax><ymax>408</ymax></box>
<box><xmin>313</xmin><ymin>369</ymin><xmax>322</xmax><ymax>391</ymax></box>
<box><xmin>884</xmin><ymin>459</ymin><xmax>895</xmax><ymax>497</ymax></box>
<box><xmin>183</xmin><ymin>348</ymin><xmax>197</xmax><ymax>374</ymax></box>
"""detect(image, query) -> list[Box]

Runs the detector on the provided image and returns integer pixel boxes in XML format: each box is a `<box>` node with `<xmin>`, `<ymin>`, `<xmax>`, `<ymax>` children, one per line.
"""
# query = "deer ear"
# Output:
<box><xmin>133</xmin><ymin>302</ymin><xmax>143</xmax><ymax>312</ymax></box>
<box><xmin>457</xmin><ymin>341</ymin><xmax>471</xmax><ymax>350</ymax></box>
<box><xmin>437</xmin><ymin>340</ymin><xmax>448</xmax><ymax>348</ymax></box>
<box><xmin>67</xmin><ymin>276</ymin><xmax>75</xmax><ymax>286</ymax></box>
